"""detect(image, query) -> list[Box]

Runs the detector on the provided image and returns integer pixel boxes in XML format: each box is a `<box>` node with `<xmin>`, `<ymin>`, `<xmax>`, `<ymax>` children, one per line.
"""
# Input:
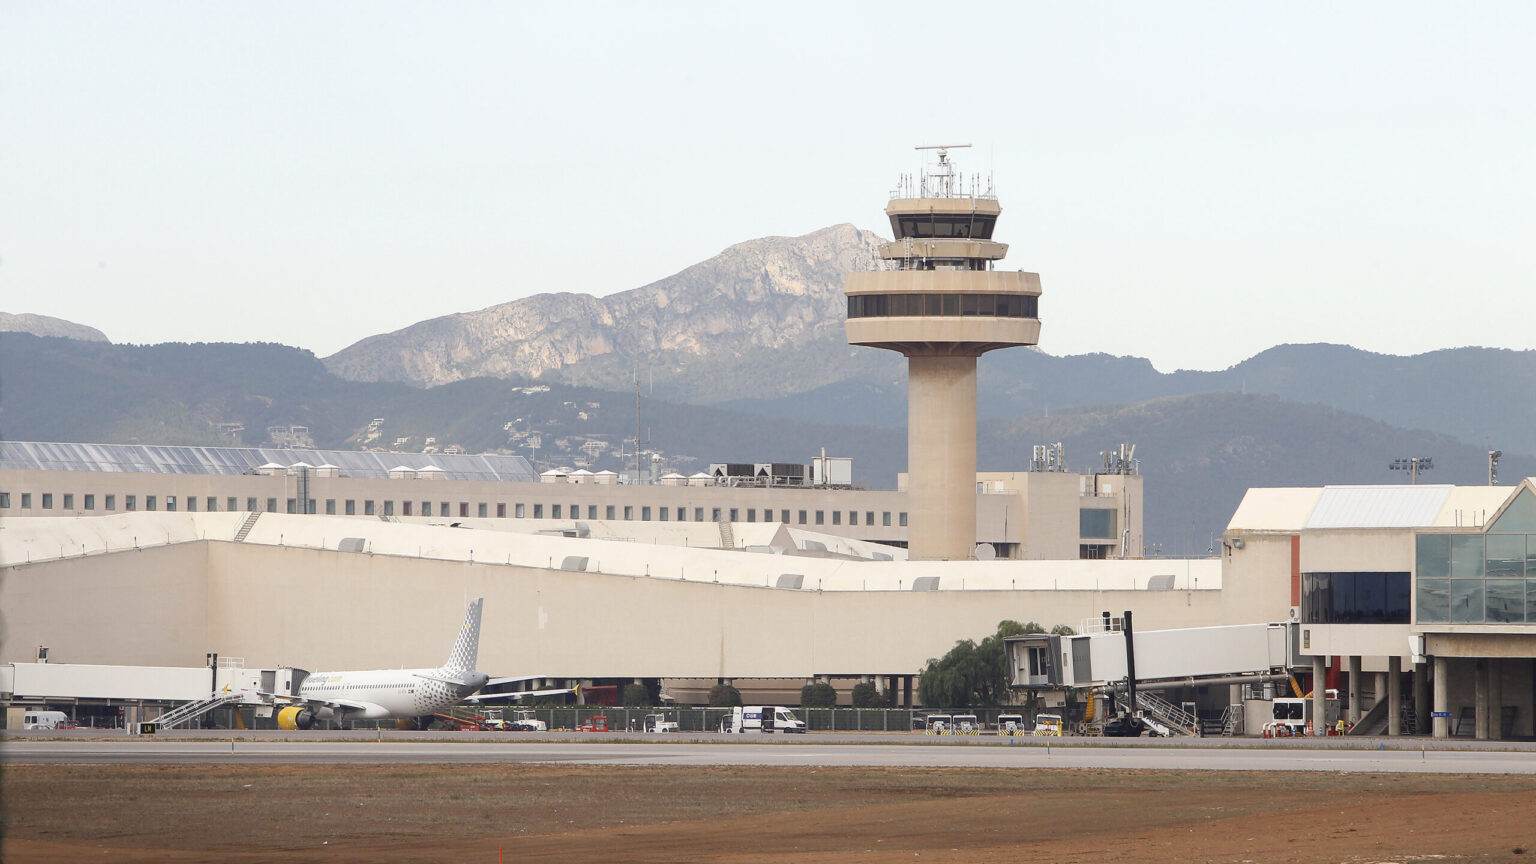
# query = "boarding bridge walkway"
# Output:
<box><xmin>154</xmin><ymin>691</ymin><xmax>247</xmax><ymax>729</ymax></box>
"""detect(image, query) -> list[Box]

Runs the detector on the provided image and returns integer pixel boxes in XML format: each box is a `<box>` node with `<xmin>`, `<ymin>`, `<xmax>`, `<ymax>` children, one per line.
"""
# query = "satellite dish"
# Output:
<box><xmin>973</xmin><ymin>543</ymin><xmax>996</xmax><ymax>561</ymax></box>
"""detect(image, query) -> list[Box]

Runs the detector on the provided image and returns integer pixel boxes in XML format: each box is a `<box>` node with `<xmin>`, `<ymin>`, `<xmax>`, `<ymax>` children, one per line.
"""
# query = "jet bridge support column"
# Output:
<box><xmin>1432</xmin><ymin>657</ymin><xmax>1450</xmax><ymax>739</ymax></box>
<box><xmin>1489</xmin><ymin>660</ymin><xmax>1503</xmax><ymax>740</ymax></box>
<box><xmin>1346</xmin><ymin>656</ymin><xmax>1362</xmax><ymax>725</ymax></box>
<box><xmin>1311</xmin><ymin>656</ymin><xmax>1327</xmax><ymax>736</ymax></box>
<box><xmin>1387</xmin><ymin>656</ymin><xmax>1402</xmax><ymax>736</ymax></box>
<box><xmin>1414</xmin><ymin>661</ymin><xmax>1430</xmax><ymax>733</ymax></box>
<box><xmin>1475</xmin><ymin>660</ymin><xmax>1490</xmax><ymax>739</ymax></box>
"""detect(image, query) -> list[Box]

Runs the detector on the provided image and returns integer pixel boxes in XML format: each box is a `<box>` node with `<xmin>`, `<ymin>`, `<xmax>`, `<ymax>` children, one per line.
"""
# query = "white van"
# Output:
<box><xmin>23</xmin><ymin>710</ymin><xmax>71</xmax><ymax>730</ymax></box>
<box><xmin>722</xmin><ymin>705</ymin><xmax>806</xmax><ymax>733</ymax></box>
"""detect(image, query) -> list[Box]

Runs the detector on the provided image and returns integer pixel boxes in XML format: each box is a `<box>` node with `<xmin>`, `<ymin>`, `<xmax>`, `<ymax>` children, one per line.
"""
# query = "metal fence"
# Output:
<box><xmin>352</xmin><ymin>706</ymin><xmax>1035</xmax><ymax>733</ymax></box>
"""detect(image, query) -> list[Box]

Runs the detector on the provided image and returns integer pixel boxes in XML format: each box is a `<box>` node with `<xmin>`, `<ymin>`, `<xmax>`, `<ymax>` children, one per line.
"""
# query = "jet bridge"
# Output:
<box><xmin>1006</xmin><ymin>622</ymin><xmax>1298</xmax><ymax>692</ymax></box>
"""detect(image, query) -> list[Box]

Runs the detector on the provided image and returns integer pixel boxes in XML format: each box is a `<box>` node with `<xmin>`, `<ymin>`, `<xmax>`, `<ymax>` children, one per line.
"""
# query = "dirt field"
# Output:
<box><xmin>6</xmin><ymin>764</ymin><xmax>1536</xmax><ymax>863</ymax></box>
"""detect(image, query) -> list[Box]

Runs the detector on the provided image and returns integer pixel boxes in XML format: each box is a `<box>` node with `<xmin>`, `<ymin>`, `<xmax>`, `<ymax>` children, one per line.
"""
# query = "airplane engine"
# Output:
<box><xmin>277</xmin><ymin>706</ymin><xmax>315</xmax><ymax>730</ymax></box>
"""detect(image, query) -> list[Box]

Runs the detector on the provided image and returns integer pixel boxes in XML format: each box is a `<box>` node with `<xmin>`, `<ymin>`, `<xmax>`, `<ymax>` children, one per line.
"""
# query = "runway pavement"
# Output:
<box><xmin>6</xmin><ymin>738</ymin><xmax>1536</xmax><ymax>774</ymax></box>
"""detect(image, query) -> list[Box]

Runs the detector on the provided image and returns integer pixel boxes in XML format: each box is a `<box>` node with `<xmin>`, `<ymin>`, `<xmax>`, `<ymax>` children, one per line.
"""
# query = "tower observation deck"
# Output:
<box><xmin>845</xmin><ymin>145</ymin><xmax>1042</xmax><ymax>561</ymax></box>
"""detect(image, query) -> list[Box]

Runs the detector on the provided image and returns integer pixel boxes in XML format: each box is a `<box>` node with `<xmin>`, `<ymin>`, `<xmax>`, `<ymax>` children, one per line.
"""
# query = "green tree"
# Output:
<box><xmin>621</xmin><ymin>683</ymin><xmax>651</xmax><ymax>707</ymax></box>
<box><xmin>1050</xmin><ymin>624</ymin><xmax>1076</xmax><ymax>636</ymax></box>
<box><xmin>849</xmin><ymin>681</ymin><xmax>892</xmax><ymax>708</ymax></box>
<box><xmin>708</xmin><ymin>684</ymin><xmax>742</xmax><ymax>707</ymax></box>
<box><xmin>800</xmin><ymin>681</ymin><xmax>837</xmax><ymax>707</ymax></box>
<box><xmin>918</xmin><ymin>620</ymin><xmax>1041</xmax><ymax>709</ymax></box>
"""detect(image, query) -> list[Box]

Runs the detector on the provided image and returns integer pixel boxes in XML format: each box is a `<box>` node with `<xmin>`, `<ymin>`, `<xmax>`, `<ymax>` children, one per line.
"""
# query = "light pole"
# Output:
<box><xmin>1389</xmin><ymin>457</ymin><xmax>1434</xmax><ymax>485</ymax></box>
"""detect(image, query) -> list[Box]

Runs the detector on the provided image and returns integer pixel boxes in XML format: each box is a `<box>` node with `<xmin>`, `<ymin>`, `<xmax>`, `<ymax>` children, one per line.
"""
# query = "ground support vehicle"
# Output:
<box><xmin>644</xmin><ymin>713</ymin><xmax>679</xmax><ymax>733</ymax></box>
<box><xmin>721</xmin><ymin>706</ymin><xmax>806</xmax><ymax>733</ymax></box>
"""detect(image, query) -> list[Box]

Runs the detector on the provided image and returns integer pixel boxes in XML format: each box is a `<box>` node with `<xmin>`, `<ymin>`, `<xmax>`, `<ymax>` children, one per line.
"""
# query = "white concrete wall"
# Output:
<box><xmin>2</xmin><ymin>538</ymin><xmax>1261</xmax><ymax>682</ymax></box>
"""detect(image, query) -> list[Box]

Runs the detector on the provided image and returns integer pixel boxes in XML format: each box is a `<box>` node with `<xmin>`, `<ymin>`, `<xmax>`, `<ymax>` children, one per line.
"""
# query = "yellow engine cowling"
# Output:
<box><xmin>277</xmin><ymin>706</ymin><xmax>313</xmax><ymax>730</ymax></box>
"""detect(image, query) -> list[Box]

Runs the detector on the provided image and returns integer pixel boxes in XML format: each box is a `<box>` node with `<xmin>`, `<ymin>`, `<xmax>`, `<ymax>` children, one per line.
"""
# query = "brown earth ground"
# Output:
<box><xmin>5</xmin><ymin>765</ymin><xmax>1536</xmax><ymax>863</ymax></box>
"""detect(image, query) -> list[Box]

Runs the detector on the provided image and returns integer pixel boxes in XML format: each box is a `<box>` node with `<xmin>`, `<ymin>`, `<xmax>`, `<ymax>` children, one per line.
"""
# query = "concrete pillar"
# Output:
<box><xmin>1413</xmin><ymin>661</ymin><xmax>1430</xmax><ymax>733</ymax></box>
<box><xmin>1375</xmin><ymin>671</ymin><xmax>1388</xmax><ymax>714</ymax></box>
<box><xmin>1489</xmin><ymin>659</ymin><xmax>1503</xmax><ymax>740</ymax></box>
<box><xmin>1475</xmin><ymin>659</ymin><xmax>1489</xmax><ymax>740</ymax></box>
<box><xmin>1432</xmin><ymin>657</ymin><xmax>1450</xmax><ymax>739</ymax></box>
<box><xmin>1346</xmin><ymin>656</ymin><xmax>1362</xmax><ymax>725</ymax></box>
<box><xmin>1387</xmin><ymin>656</ymin><xmax>1402</xmax><ymax>737</ymax></box>
<box><xmin>1312</xmin><ymin>656</ymin><xmax>1327</xmax><ymax>736</ymax></box>
<box><xmin>905</xmin><ymin>353</ymin><xmax>978</xmax><ymax>561</ymax></box>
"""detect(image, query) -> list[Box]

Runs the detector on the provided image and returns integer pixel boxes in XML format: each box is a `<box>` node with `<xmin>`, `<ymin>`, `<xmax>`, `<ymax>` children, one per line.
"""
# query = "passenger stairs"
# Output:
<box><xmin>155</xmin><ymin>691</ymin><xmax>247</xmax><ymax>730</ymax></box>
<box><xmin>1132</xmin><ymin>689</ymin><xmax>1200</xmax><ymax>736</ymax></box>
<box><xmin>718</xmin><ymin>520</ymin><xmax>735</xmax><ymax>550</ymax></box>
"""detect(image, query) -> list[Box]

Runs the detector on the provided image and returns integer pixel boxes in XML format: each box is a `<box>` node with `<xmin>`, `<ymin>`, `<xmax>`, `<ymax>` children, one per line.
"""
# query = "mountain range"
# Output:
<box><xmin>4</xmin><ymin>224</ymin><xmax>1532</xmax><ymax>552</ymax></box>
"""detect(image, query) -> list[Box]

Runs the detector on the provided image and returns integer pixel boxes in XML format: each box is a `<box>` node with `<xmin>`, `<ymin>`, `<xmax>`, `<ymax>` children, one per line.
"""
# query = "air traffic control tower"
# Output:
<box><xmin>845</xmin><ymin>145</ymin><xmax>1042</xmax><ymax>561</ymax></box>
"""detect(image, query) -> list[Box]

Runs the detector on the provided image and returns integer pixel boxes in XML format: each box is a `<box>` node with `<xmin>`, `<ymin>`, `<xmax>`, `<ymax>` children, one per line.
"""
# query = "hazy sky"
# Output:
<box><xmin>3</xmin><ymin>2</ymin><xmax>1533</xmax><ymax>371</ymax></box>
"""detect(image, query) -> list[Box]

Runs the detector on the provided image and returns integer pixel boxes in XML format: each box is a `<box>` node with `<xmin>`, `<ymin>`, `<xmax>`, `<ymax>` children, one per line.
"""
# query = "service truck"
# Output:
<box><xmin>644</xmin><ymin>713</ymin><xmax>679</xmax><ymax>733</ymax></box>
<box><xmin>721</xmin><ymin>705</ymin><xmax>806</xmax><ymax>733</ymax></box>
<box><xmin>23</xmin><ymin>710</ymin><xmax>71</xmax><ymax>730</ymax></box>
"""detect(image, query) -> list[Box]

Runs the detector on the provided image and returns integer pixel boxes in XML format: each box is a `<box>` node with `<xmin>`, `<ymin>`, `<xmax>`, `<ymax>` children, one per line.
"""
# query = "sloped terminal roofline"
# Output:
<box><xmin>0</xmin><ymin>441</ymin><xmax>536</xmax><ymax>483</ymax></box>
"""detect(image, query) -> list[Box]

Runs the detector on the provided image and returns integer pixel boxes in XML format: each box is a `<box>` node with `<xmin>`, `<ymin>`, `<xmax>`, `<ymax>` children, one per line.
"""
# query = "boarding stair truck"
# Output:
<box><xmin>722</xmin><ymin>705</ymin><xmax>807</xmax><ymax>733</ymax></box>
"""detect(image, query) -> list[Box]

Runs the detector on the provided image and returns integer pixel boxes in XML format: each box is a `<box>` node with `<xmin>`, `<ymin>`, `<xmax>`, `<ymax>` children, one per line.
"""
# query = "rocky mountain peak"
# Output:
<box><xmin>322</xmin><ymin>224</ymin><xmax>885</xmax><ymax>387</ymax></box>
<box><xmin>0</xmin><ymin>312</ymin><xmax>109</xmax><ymax>343</ymax></box>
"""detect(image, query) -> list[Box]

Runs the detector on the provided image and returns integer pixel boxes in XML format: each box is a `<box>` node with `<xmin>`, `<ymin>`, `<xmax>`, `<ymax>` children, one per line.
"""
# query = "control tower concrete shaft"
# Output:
<box><xmin>845</xmin><ymin>146</ymin><xmax>1041</xmax><ymax>561</ymax></box>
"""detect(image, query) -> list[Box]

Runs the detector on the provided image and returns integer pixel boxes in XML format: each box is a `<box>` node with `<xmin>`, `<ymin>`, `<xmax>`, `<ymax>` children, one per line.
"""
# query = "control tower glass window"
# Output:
<box><xmin>894</xmin><ymin>215</ymin><xmax>996</xmax><ymax>239</ymax></box>
<box><xmin>847</xmin><ymin>294</ymin><xmax>1037</xmax><ymax>319</ymax></box>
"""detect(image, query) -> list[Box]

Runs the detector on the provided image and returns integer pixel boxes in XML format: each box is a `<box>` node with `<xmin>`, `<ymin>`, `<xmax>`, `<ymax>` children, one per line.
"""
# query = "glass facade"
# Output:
<box><xmin>1416</xmin><ymin>533</ymin><xmax>1534</xmax><ymax>623</ymax></box>
<box><xmin>1301</xmin><ymin>572</ymin><xmax>1411</xmax><ymax>624</ymax></box>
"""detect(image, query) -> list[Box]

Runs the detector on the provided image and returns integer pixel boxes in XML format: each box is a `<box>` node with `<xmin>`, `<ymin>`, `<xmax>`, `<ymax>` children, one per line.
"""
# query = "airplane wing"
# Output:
<box><xmin>264</xmin><ymin>692</ymin><xmax>377</xmax><ymax>714</ymax></box>
<box><xmin>461</xmin><ymin>686</ymin><xmax>577</xmax><ymax>703</ymax></box>
<box><xmin>484</xmin><ymin>675</ymin><xmax>548</xmax><ymax>688</ymax></box>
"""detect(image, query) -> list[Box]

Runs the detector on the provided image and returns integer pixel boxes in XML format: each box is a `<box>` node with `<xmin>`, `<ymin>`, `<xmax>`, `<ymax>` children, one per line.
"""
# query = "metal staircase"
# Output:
<box><xmin>1133</xmin><ymin>689</ymin><xmax>1200</xmax><ymax>736</ymax></box>
<box><xmin>718</xmin><ymin>520</ymin><xmax>735</xmax><ymax>549</ymax></box>
<box><xmin>233</xmin><ymin>512</ymin><xmax>261</xmax><ymax>542</ymax></box>
<box><xmin>1213</xmin><ymin>704</ymin><xmax>1239</xmax><ymax>737</ymax></box>
<box><xmin>154</xmin><ymin>691</ymin><xmax>246</xmax><ymax>730</ymax></box>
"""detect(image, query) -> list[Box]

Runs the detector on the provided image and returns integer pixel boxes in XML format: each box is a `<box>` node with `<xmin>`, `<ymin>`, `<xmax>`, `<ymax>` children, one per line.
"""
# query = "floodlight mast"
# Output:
<box><xmin>1389</xmin><ymin>456</ymin><xmax>1434</xmax><ymax>485</ymax></box>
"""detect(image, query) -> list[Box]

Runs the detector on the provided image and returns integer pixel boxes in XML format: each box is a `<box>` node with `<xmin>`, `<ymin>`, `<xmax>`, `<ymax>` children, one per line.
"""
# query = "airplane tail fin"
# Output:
<box><xmin>444</xmin><ymin>598</ymin><xmax>484</xmax><ymax>673</ymax></box>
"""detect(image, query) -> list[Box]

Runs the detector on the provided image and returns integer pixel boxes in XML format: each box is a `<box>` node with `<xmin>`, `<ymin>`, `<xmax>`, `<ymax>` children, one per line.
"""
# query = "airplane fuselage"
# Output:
<box><xmin>297</xmin><ymin>667</ymin><xmax>490</xmax><ymax>720</ymax></box>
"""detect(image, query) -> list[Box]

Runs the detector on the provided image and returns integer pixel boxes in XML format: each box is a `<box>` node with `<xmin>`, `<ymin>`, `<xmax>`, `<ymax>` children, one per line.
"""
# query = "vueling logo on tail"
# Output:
<box><xmin>444</xmin><ymin>597</ymin><xmax>483</xmax><ymax>673</ymax></box>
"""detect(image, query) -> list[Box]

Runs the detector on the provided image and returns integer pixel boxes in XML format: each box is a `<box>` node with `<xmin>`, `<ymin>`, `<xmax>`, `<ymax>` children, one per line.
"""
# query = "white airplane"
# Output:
<box><xmin>275</xmin><ymin>598</ymin><xmax>572</xmax><ymax>729</ymax></box>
